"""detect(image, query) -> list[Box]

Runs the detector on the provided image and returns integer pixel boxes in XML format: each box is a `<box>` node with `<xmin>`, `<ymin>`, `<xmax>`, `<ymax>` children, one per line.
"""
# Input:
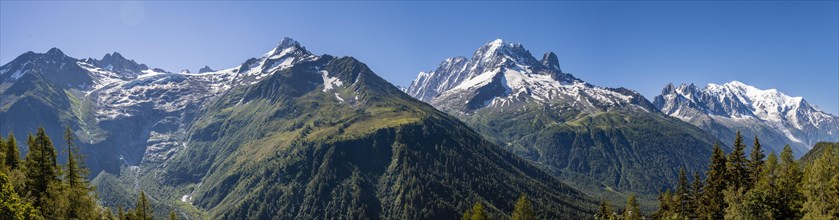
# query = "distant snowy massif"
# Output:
<box><xmin>407</xmin><ymin>39</ymin><xmax>838</xmax><ymax>157</ymax></box>
<box><xmin>654</xmin><ymin>81</ymin><xmax>839</xmax><ymax>156</ymax></box>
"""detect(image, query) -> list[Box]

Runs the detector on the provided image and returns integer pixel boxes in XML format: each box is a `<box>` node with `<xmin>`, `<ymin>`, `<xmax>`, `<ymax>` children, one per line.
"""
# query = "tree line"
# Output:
<box><xmin>460</xmin><ymin>195</ymin><xmax>537</xmax><ymax>220</ymax></box>
<box><xmin>597</xmin><ymin>131</ymin><xmax>839</xmax><ymax>220</ymax></box>
<box><xmin>0</xmin><ymin>127</ymin><xmax>178</xmax><ymax>220</ymax></box>
<box><xmin>5</xmin><ymin>128</ymin><xmax>836</xmax><ymax>219</ymax></box>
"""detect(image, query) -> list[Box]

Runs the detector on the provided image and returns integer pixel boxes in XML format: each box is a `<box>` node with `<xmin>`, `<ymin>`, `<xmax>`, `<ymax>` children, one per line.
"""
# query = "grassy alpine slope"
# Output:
<box><xmin>454</xmin><ymin>101</ymin><xmax>723</xmax><ymax>211</ymax></box>
<box><xmin>163</xmin><ymin>56</ymin><xmax>595</xmax><ymax>219</ymax></box>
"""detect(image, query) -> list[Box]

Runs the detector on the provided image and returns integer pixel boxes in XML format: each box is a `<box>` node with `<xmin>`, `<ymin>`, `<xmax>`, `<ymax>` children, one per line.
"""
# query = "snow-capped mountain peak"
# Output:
<box><xmin>710</xmin><ymin>81</ymin><xmax>804</xmax><ymax>108</ymax></box>
<box><xmin>264</xmin><ymin>37</ymin><xmax>308</xmax><ymax>59</ymax></box>
<box><xmin>234</xmin><ymin>37</ymin><xmax>318</xmax><ymax>85</ymax></box>
<box><xmin>278</xmin><ymin>37</ymin><xmax>301</xmax><ymax>49</ymax></box>
<box><xmin>409</xmin><ymin>39</ymin><xmax>651</xmax><ymax>114</ymax></box>
<box><xmin>669</xmin><ymin>81</ymin><xmax>810</xmax><ymax>120</ymax></box>
<box><xmin>470</xmin><ymin>39</ymin><xmax>541</xmax><ymax>71</ymax></box>
<box><xmin>407</xmin><ymin>39</ymin><xmax>577</xmax><ymax>102</ymax></box>
<box><xmin>654</xmin><ymin>81</ymin><xmax>838</xmax><ymax>156</ymax></box>
<box><xmin>80</xmin><ymin>38</ymin><xmax>324</xmax><ymax>122</ymax></box>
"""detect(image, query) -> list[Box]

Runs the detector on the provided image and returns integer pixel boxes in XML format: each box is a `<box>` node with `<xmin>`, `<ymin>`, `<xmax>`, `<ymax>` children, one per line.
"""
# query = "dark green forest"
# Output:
<box><xmin>594</xmin><ymin>132</ymin><xmax>839</xmax><ymax>220</ymax></box>
<box><xmin>2</xmin><ymin>127</ymin><xmax>837</xmax><ymax>219</ymax></box>
<box><xmin>0</xmin><ymin>127</ymin><xmax>177</xmax><ymax>220</ymax></box>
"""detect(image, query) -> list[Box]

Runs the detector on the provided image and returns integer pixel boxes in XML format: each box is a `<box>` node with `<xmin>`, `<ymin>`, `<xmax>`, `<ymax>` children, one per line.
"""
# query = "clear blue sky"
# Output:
<box><xmin>2</xmin><ymin>1</ymin><xmax>837</xmax><ymax>114</ymax></box>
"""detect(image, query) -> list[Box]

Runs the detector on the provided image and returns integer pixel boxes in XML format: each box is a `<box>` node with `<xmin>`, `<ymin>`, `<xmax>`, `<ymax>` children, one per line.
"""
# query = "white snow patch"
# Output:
<box><xmin>452</xmin><ymin>68</ymin><xmax>500</xmax><ymax>91</ymax></box>
<box><xmin>10</xmin><ymin>69</ymin><xmax>25</xmax><ymax>80</ymax></box>
<box><xmin>335</xmin><ymin>93</ymin><xmax>345</xmax><ymax>102</ymax></box>
<box><xmin>321</xmin><ymin>70</ymin><xmax>343</xmax><ymax>92</ymax></box>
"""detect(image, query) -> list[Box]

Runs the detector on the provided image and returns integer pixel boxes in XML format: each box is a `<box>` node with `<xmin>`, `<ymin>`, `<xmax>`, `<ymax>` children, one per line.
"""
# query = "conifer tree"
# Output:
<box><xmin>512</xmin><ymin>195</ymin><xmax>535</xmax><ymax>220</ymax></box>
<box><xmin>134</xmin><ymin>191</ymin><xmax>153</xmax><ymax>220</ymax></box>
<box><xmin>650</xmin><ymin>135</ymin><xmax>839</xmax><ymax>220</ymax></box>
<box><xmin>0</xmin><ymin>136</ymin><xmax>6</xmax><ymax>171</ymax></box>
<box><xmin>41</xmin><ymin>180</ymin><xmax>69</xmax><ymax>219</ymax></box>
<box><xmin>623</xmin><ymin>193</ymin><xmax>641</xmax><ymax>220</ymax></box>
<box><xmin>118</xmin><ymin>206</ymin><xmax>125</xmax><ymax>220</ymax></box>
<box><xmin>62</xmin><ymin>127</ymin><xmax>99</xmax><ymax>220</ymax></box>
<box><xmin>461</xmin><ymin>202</ymin><xmax>487</xmax><ymax>220</ymax></box>
<box><xmin>23</xmin><ymin>128</ymin><xmax>60</xmax><ymax>209</ymax></box>
<box><xmin>722</xmin><ymin>133</ymin><xmax>754</xmax><ymax>219</ymax></box>
<box><xmin>727</xmin><ymin>131</ymin><xmax>750</xmax><ymax>190</ymax></box>
<box><xmin>778</xmin><ymin>145</ymin><xmax>803</xmax><ymax>219</ymax></box>
<box><xmin>674</xmin><ymin>167</ymin><xmax>691</xmax><ymax>217</ymax></box>
<box><xmin>169</xmin><ymin>210</ymin><xmax>179</xmax><ymax>220</ymax></box>
<box><xmin>748</xmin><ymin>136</ymin><xmax>765</xmax><ymax>188</ymax></box>
<box><xmin>596</xmin><ymin>199</ymin><xmax>614</xmax><ymax>220</ymax></box>
<box><xmin>723</xmin><ymin>187</ymin><xmax>749</xmax><ymax>219</ymax></box>
<box><xmin>5</xmin><ymin>133</ymin><xmax>20</xmax><ymax>170</ymax></box>
<box><xmin>652</xmin><ymin>189</ymin><xmax>674</xmax><ymax>219</ymax></box>
<box><xmin>0</xmin><ymin>172</ymin><xmax>37</xmax><ymax>219</ymax></box>
<box><xmin>743</xmin><ymin>151</ymin><xmax>782</xmax><ymax>219</ymax></box>
<box><xmin>700</xmin><ymin>143</ymin><xmax>728</xmax><ymax>220</ymax></box>
<box><xmin>690</xmin><ymin>171</ymin><xmax>702</xmax><ymax>217</ymax></box>
<box><xmin>102</xmin><ymin>207</ymin><xmax>114</xmax><ymax>220</ymax></box>
<box><xmin>759</xmin><ymin>152</ymin><xmax>779</xmax><ymax>189</ymax></box>
<box><xmin>64</xmin><ymin>127</ymin><xmax>86</xmax><ymax>188</ymax></box>
<box><xmin>801</xmin><ymin>148</ymin><xmax>839</xmax><ymax>219</ymax></box>
<box><xmin>829</xmin><ymin>171</ymin><xmax>839</xmax><ymax>218</ymax></box>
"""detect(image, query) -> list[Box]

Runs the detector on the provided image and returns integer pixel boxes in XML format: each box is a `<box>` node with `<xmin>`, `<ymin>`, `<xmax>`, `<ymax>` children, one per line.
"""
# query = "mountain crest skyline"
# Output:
<box><xmin>2</xmin><ymin>38</ymin><xmax>836</xmax><ymax>116</ymax></box>
<box><xmin>0</xmin><ymin>37</ymin><xmax>835</xmax><ymax>219</ymax></box>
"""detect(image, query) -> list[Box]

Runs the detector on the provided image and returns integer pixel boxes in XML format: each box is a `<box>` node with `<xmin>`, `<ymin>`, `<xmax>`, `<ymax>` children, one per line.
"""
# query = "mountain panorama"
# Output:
<box><xmin>407</xmin><ymin>39</ymin><xmax>838</xmax><ymax>157</ymax></box>
<box><xmin>1</xmin><ymin>38</ymin><xmax>837</xmax><ymax>219</ymax></box>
